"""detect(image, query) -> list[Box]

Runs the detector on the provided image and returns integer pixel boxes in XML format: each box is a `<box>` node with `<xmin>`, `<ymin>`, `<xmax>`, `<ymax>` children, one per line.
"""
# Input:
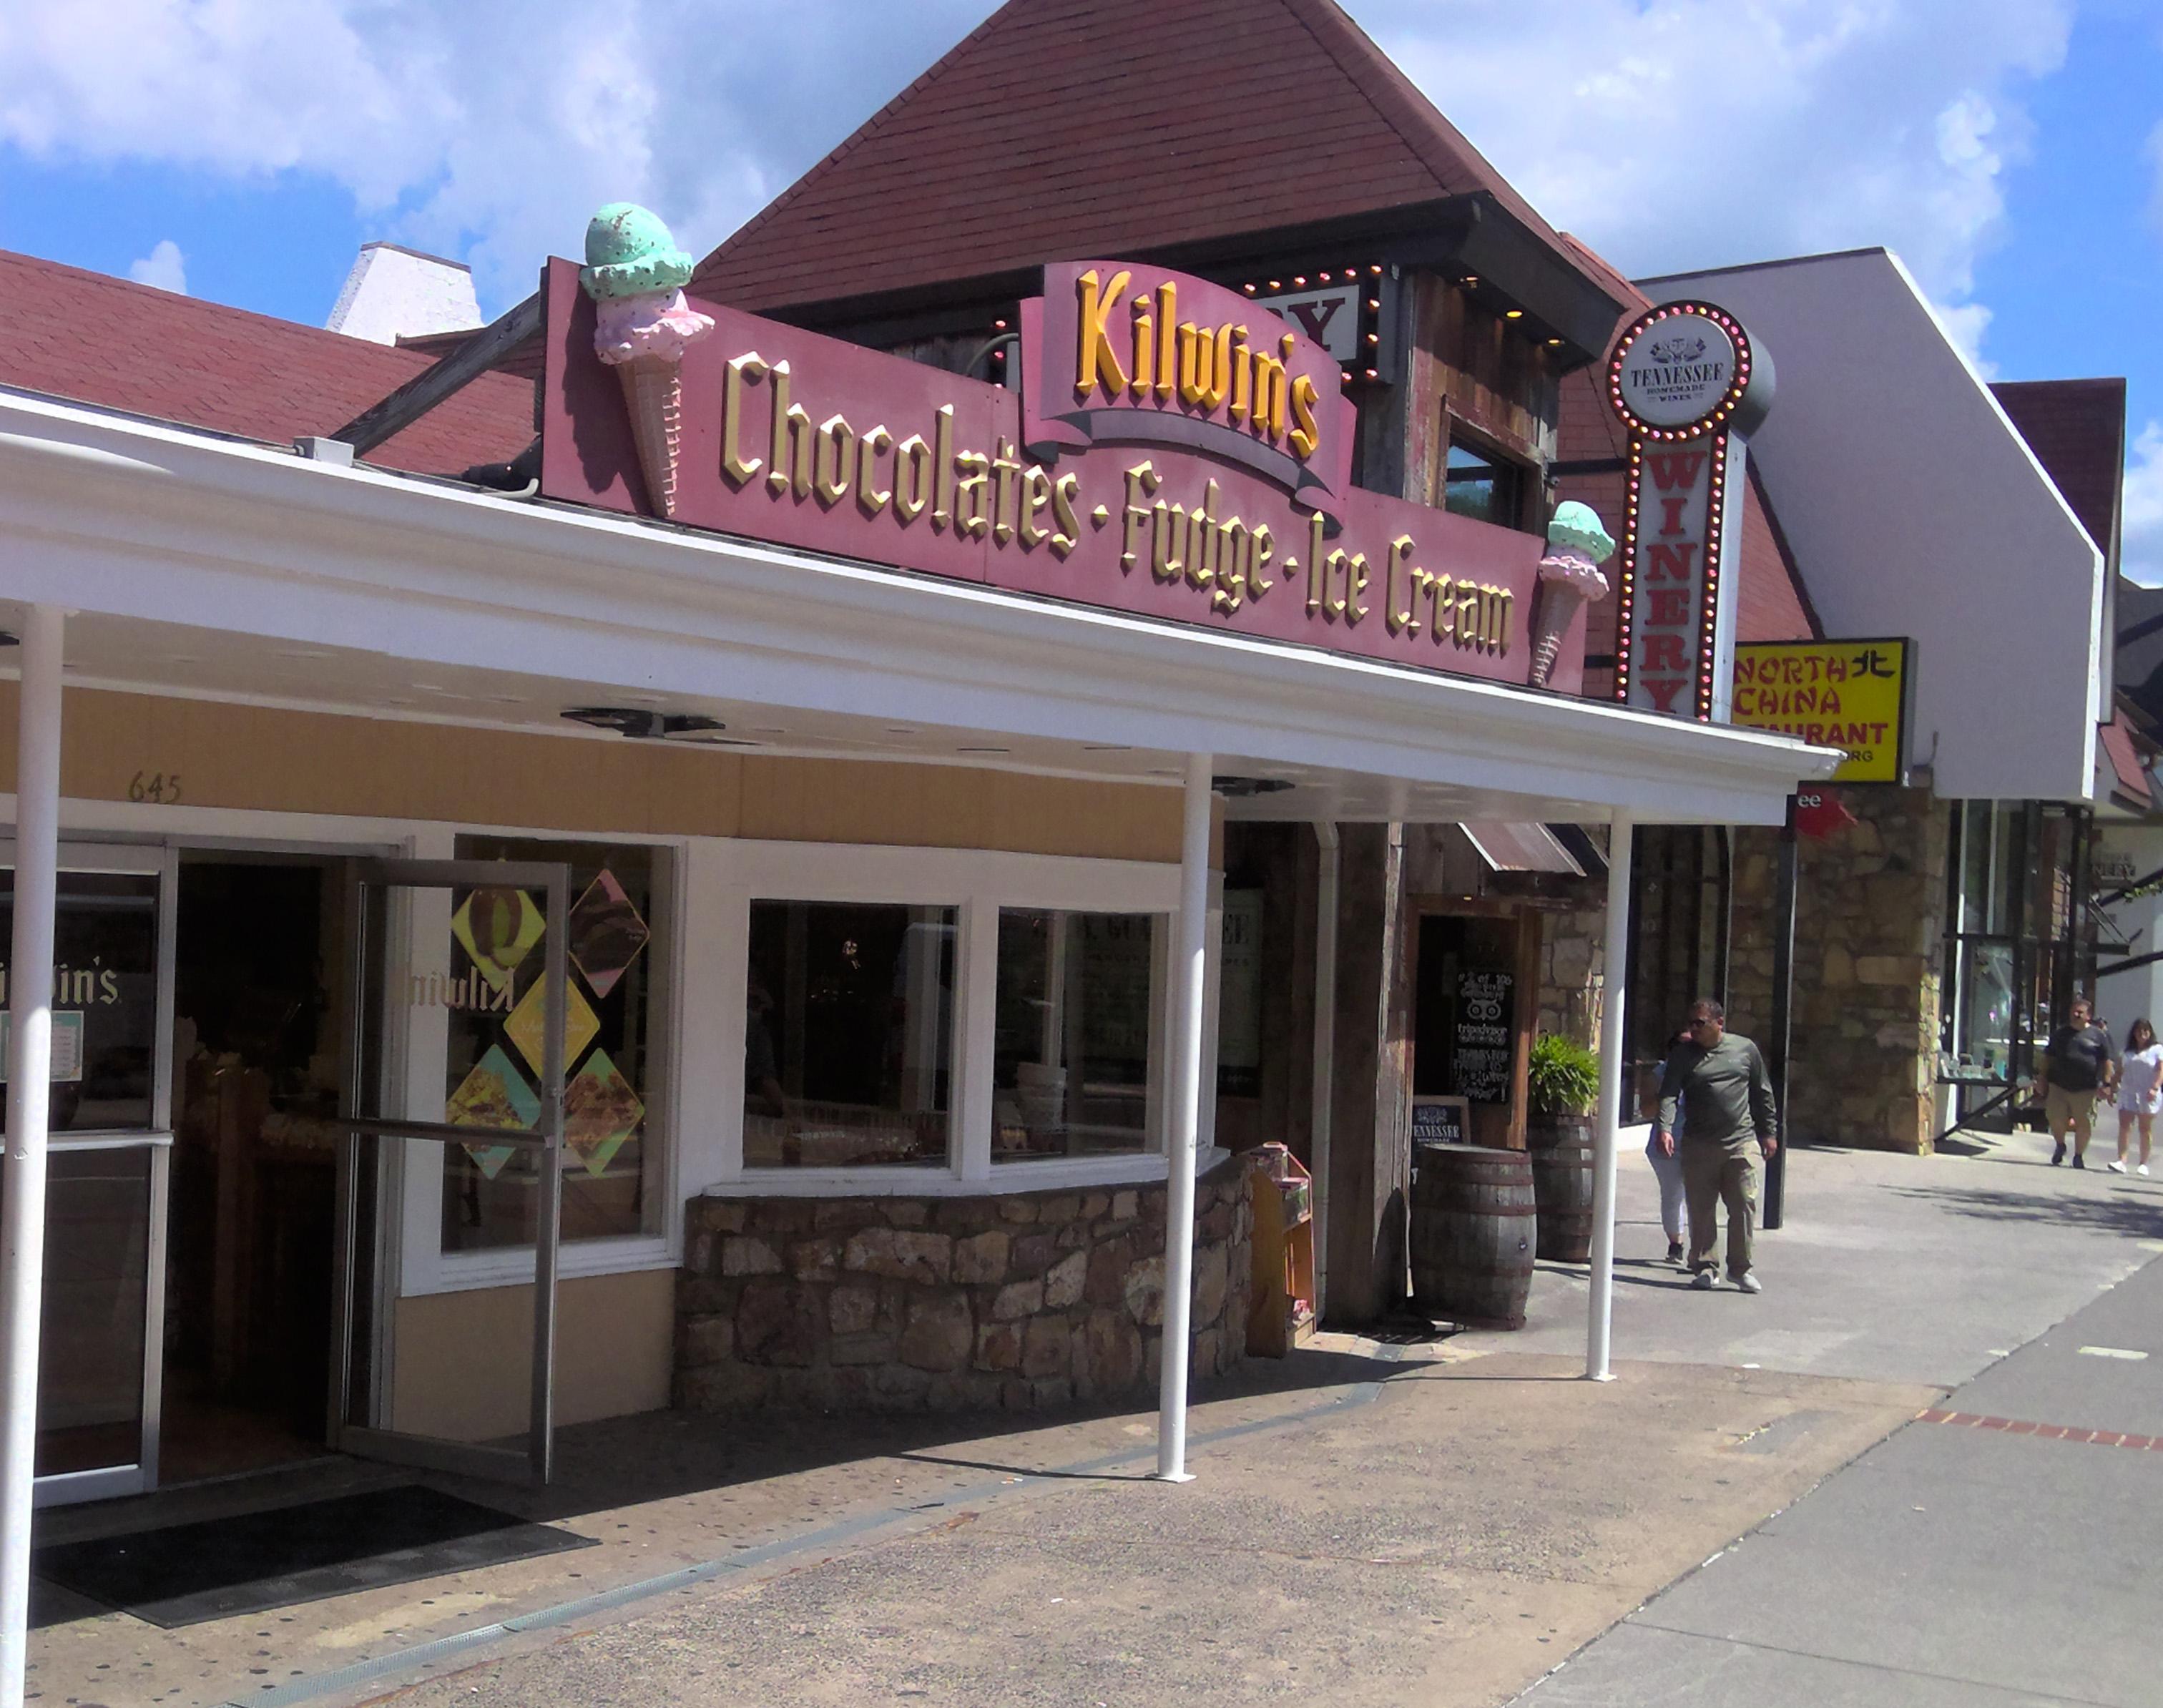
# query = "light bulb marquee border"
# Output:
<box><xmin>1605</xmin><ymin>300</ymin><xmax>1755</xmax><ymax>442</ymax></box>
<box><xmin>1609</xmin><ymin>301</ymin><xmax>1757</xmax><ymax>723</ymax></box>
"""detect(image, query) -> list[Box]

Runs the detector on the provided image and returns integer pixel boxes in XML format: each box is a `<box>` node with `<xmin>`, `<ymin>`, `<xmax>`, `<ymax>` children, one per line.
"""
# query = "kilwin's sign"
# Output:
<box><xmin>539</xmin><ymin>257</ymin><xmax>1582</xmax><ymax>689</ymax></box>
<box><xmin>1607</xmin><ymin>301</ymin><xmax>1774</xmax><ymax>721</ymax></box>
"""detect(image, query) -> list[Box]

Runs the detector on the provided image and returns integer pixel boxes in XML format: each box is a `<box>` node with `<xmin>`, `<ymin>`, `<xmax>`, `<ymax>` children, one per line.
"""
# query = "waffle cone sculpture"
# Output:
<box><xmin>1529</xmin><ymin>501</ymin><xmax>1617</xmax><ymax>689</ymax></box>
<box><xmin>614</xmin><ymin>355</ymin><xmax>687</xmax><ymax>518</ymax></box>
<box><xmin>579</xmin><ymin>203</ymin><xmax>714</xmax><ymax>519</ymax></box>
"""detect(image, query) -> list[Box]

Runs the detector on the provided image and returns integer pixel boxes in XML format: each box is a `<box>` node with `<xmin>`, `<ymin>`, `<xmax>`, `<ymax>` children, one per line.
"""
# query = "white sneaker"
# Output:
<box><xmin>2141</xmin><ymin>1164</ymin><xmax>2152</xmax><ymax>1178</ymax></box>
<box><xmin>1733</xmin><ymin>1272</ymin><xmax>1762</xmax><ymax>1294</ymax></box>
<box><xmin>1691</xmin><ymin>1270</ymin><xmax>1716</xmax><ymax>1290</ymax></box>
<box><xmin>2109</xmin><ymin>1159</ymin><xmax>2129</xmax><ymax>1175</ymax></box>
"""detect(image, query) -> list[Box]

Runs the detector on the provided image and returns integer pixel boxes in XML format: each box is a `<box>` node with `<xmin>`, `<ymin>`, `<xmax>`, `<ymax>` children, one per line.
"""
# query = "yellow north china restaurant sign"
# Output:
<box><xmin>1731</xmin><ymin>639</ymin><xmax>1911</xmax><ymax>785</ymax></box>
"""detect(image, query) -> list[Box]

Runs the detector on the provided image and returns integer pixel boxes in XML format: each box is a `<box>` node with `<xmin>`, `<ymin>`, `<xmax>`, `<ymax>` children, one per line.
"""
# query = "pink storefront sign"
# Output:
<box><xmin>537</xmin><ymin>256</ymin><xmax>1561</xmax><ymax>689</ymax></box>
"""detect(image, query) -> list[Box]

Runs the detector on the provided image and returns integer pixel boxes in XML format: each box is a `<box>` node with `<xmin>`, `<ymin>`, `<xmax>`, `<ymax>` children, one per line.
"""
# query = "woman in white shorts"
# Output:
<box><xmin>2111</xmin><ymin>1018</ymin><xmax>2163</xmax><ymax>1177</ymax></box>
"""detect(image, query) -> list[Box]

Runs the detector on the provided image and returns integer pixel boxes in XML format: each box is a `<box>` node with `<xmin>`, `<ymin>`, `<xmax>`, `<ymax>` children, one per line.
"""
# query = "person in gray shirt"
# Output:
<box><xmin>1654</xmin><ymin>998</ymin><xmax>1780</xmax><ymax>1293</ymax></box>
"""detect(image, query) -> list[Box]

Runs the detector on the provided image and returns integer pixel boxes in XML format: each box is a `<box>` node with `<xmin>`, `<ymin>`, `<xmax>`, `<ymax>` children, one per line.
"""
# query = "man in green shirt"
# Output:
<box><xmin>1654</xmin><ymin>998</ymin><xmax>1780</xmax><ymax>1292</ymax></box>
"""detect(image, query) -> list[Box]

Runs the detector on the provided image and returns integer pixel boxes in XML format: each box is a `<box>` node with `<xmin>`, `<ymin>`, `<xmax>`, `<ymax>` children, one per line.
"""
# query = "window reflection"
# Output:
<box><xmin>744</xmin><ymin>901</ymin><xmax>956</xmax><ymax>1168</ymax></box>
<box><xmin>992</xmin><ymin>910</ymin><xmax>1154</xmax><ymax>1161</ymax></box>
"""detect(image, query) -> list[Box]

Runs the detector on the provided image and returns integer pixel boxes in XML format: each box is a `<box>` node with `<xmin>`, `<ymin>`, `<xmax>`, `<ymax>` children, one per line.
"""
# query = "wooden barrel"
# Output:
<box><xmin>1408</xmin><ymin>1143</ymin><xmax>1536</xmax><ymax>1330</ymax></box>
<box><xmin>1527</xmin><ymin>1118</ymin><xmax>1596</xmax><ymax>1263</ymax></box>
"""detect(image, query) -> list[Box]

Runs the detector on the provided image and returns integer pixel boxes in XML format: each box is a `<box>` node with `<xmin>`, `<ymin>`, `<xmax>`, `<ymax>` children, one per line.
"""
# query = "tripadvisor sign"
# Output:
<box><xmin>1606</xmin><ymin>301</ymin><xmax>1774</xmax><ymax>722</ymax></box>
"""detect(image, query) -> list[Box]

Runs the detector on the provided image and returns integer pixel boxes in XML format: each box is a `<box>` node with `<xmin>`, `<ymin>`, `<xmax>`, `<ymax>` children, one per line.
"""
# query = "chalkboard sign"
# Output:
<box><xmin>1453</xmin><ymin>968</ymin><xmax>1515</xmax><ymax>1104</ymax></box>
<box><xmin>1410</xmin><ymin>1096</ymin><xmax>1468</xmax><ymax>1146</ymax></box>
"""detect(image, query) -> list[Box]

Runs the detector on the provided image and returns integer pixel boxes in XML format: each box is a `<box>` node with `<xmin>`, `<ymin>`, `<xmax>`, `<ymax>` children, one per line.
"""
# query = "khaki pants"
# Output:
<box><xmin>1682</xmin><ymin>1138</ymin><xmax>1759</xmax><ymax>1278</ymax></box>
<box><xmin>2045</xmin><ymin>1084</ymin><xmax>2099</xmax><ymax>1150</ymax></box>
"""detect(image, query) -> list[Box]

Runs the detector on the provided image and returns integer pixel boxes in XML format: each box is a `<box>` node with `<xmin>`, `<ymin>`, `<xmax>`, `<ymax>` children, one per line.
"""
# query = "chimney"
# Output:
<box><xmin>326</xmin><ymin>242</ymin><xmax>482</xmax><ymax>345</ymax></box>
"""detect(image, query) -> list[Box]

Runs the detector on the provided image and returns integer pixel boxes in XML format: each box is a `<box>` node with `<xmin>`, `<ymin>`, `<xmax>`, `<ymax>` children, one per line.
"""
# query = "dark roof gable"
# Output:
<box><xmin>695</xmin><ymin>0</ymin><xmax>1609</xmax><ymax>320</ymax></box>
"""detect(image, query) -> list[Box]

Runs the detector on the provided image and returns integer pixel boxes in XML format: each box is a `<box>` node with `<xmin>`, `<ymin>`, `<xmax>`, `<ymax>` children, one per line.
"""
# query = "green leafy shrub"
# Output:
<box><xmin>1528</xmin><ymin>1032</ymin><xmax>1600</xmax><ymax>1117</ymax></box>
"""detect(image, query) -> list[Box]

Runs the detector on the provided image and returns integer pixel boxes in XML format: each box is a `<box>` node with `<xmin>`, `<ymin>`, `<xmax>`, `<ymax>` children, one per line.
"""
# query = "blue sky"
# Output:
<box><xmin>1</xmin><ymin>0</ymin><xmax>2157</xmax><ymax>576</ymax></box>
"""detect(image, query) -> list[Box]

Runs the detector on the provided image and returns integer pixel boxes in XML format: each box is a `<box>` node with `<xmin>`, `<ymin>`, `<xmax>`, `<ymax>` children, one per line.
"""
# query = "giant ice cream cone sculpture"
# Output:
<box><xmin>1529</xmin><ymin>501</ymin><xmax>1616</xmax><ymax>689</ymax></box>
<box><xmin>581</xmin><ymin>203</ymin><xmax>715</xmax><ymax>519</ymax></box>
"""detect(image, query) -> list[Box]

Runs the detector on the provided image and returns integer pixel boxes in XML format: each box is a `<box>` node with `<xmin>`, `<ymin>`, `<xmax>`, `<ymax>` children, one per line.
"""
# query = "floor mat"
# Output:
<box><xmin>34</xmin><ymin>1484</ymin><xmax>596</xmax><ymax>1628</ymax></box>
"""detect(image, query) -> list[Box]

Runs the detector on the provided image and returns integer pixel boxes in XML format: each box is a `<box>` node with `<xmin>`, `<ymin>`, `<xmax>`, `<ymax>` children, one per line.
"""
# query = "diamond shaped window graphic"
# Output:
<box><xmin>452</xmin><ymin>885</ymin><xmax>546</xmax><ymax>994</ymax></box>
<box><xmin>569</xmin><ymin>870</ymin><xmax>650</xmax><ymax>999</ymax></box>
<box><xmin>506</xmin><ymin>976</ymin><xmax>600</xmax><ymax>1078</ymax></box>
<box><xmin>564</xmin><ymin>1048</ymin><xmax>645</xmax><ymax>1177</ymax></box>
<box><xmin>446</xmin><ymin>1043</ymin><xmax>539</xmax><ymax>1180</ymax></box>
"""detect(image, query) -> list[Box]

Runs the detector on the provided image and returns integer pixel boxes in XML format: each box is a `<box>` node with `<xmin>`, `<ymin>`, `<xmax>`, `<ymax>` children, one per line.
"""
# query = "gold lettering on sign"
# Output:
<box><xmin>765</xmin><ymin>361</ymin><xmax>813</xmax><ymax>500</ymax></box>
<box><xmin>1131</xmin><ymin>301</ymin><xmax>1154</xmax><ymax>398</ymax></box>
<box><xmin>1049</xmin><ymin>473</ymin><xmax>1082</xmax><ymax>558</ymax></box>
<box><xmin>893</xmin><ymin>433</ymin><xmax>933</xmax><ymax>523</ymax></box>
<box><xmin>1121</xmin><ymin>461</ymin><xmax>1162</xmax><ymax>574</ymax></box>
<box><xmin>1385</xmin><ymin>535</ymin><xmax>1420</xmax><ymax>637</ymax></box>
<box><xmin>953</xmin><ymin>449</ymin><xmax>991</xmax><ymax>540</ymax></box>
<box><xmin>722</xmin><ymin>353</ymin><xmax>769</xmax><ymax>486</ymax></box>
<box><xmin>1075</xmin><ymin>268</ymin><xmax>1132</xmax><ymax>401</ymax></box>
<box><xmin>856</xmin><ymin>426</ymin><xmax>894</xmax><ymax>516</ymax></box>
<box><xmin>1288</xmin><ymin>374</ymin><xmax>1321</xmax><ymax>460</ymax></box>
<box><xmin>991</xmin><ymin>438</ymin><xmax>1024</xmax><ymax>546</ymax></box>
<box><xmin>932</xmin><ymin>405</ymin><xmax>956</xmax><ymax>532</ymax></box>
<box><xmin>1246</xmin><ymin>523</ymin><xmax>1276</xmax><ymax>598</ymax></box>
<box><xmin>1156</xmin><ymin>281</ymin><xmax>1178</xmax><ymax>401</ymax></box>
<box><xmin>1305</xmin><ymin>513</ymin><xmax>1328</xmax><ymax>615</ymax></box>
<box><xmin>813</xmin><ymin>414</ymin><xmax>855</xmax><ymax>507</ymax></box>
<box><xmin>1019</xmin><ymin>466</ymin><xmax>1054</xmax><ymax>550</ymax></box>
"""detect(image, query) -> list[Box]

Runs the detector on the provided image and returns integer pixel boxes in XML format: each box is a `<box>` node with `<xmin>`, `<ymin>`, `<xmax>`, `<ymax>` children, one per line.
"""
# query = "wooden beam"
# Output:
<box><xmin>329</xmin><ymin>292</ymin><xmax>543</xmax><ymax>455</ymax></box>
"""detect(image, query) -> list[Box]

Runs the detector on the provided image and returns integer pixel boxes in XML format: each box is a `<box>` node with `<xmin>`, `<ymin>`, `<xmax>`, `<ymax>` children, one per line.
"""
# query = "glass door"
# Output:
<box><xmin>0</xmin><ymin>844</ymin><xmax>177</xmax><ymax>1508</ymax></box>
<box><xmin>330</xmin><ymin>858</ymin><xmax>568</xmax><ymax>1486</ymax></box>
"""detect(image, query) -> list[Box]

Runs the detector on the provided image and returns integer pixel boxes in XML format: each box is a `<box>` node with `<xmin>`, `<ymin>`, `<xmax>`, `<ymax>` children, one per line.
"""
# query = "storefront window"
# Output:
<box><xmin>1443</xmin><ymin>440</ymin><xmax>1525</xmax><ymax>529</ymax></box>
<box><xmin>0</xmin><ymin>869</ymin><xmax>162</xmax><ymax>1134</ymax></box>
<box><xmin>991</xmin><ymin>910</ymin><xmax>1156</xmax><ymax>1161</ymax></box>
<box><xmin>442</xmin><ymin>839</ymin><xmax>667</xmax><ymax>1250</ymax></box>
<box><xmin>744</xmin><ymin>900</ymin><xmax>956</xmax><ymax>1169</ymax></box>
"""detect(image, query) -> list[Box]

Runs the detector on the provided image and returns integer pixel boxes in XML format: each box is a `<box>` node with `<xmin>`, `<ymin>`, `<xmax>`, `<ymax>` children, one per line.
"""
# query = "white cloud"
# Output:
<box><xmin>126</xmin><ymin>238</ymin><xmax>187</xmax><ymax>294</ymax></box>
<box><xmin>0</xmin><ymin>0</ymin><xmax>2076</xmax><ymax>356</ymax></box>
<box><xmin>0</xmin><ymin>0</ymin><xmax>991</xmax><ymax>309</ymax></box>
<box><xmin>1929</xmin><ymin>298</ymin><xmax>1997</xmax><ymax>377</ymax></box>
<box><xmin>1351</xmin><ymin>0</ymin><xmax>2074</xmax><ymax>368</ymax></box>
<box><xmin>2126</xmin><ymin>421</ymin><xmax>2163</xmax><ymax>587</ymax></box>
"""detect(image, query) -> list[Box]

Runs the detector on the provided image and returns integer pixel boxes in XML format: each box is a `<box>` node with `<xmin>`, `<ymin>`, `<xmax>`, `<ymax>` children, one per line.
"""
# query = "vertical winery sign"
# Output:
<box><xmin>1607</xmin><ymin>303</ymin><xmax>1773</xmax><ymax>722</ymax></box>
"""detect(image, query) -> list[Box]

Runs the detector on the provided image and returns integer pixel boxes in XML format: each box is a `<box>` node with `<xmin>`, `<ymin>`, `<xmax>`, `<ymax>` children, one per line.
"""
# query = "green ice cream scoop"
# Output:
<box><xmin>1546</xmin><ymin>500</ymin><xmax>1616</xmax><ymax>563</ymax></box>
<box><xmin>580</xmin><ymin>203</ymin><xmax>696</xmax><ymax>300</ymax></box>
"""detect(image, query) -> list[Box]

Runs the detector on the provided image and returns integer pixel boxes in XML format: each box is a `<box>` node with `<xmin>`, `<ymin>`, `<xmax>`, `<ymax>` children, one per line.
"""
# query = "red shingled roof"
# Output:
<box><xmin>696</xmin><ymin>0</ymin><xmax>1604</xmax><ymax>314</ymax></box>
<box><xmin>1992</xmin><ymin>378</ymin><xmax>2126</xmax><ymax>566</ymax></box>
<box><xmin>0</xmin><ymin>248</ymin><xmax>533</xmax><ymax>476</ymax></box>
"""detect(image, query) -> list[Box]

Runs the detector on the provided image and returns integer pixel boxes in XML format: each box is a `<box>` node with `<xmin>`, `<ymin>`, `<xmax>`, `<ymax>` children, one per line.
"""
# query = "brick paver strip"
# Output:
<box><xmin>1918</xmin><ymin>1408</ymin><xmax>2158</xmax><ymax>1453</ymax></box>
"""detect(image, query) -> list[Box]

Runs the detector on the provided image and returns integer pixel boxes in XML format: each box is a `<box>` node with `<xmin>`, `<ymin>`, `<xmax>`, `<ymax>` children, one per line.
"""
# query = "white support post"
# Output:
<box><xmin>1586</xmin><ymin>808</ymin><xmax>1634</xmax><ymax>1382</ymax></box>
<box><xmin>1</xmin><ymin>606</ymin><xmax>64</xmax><ymax>1706</ymax></box>
<box><xmin>1156</xmin><ymin>752</ymin><xmax>1213</xmax><ymax>1482</ymax></box>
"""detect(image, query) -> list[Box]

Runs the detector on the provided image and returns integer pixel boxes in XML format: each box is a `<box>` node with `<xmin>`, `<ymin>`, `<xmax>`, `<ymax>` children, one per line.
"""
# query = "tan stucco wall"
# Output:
<box><xmin>1</xmin><ymin>682</ymin><xmax>1192</xmax><ymax>862</ymax></box>
<box><xmin>390</xmin><ymin>1267</ymin><xmax>676</xmax><ymax>1441</ymax></box>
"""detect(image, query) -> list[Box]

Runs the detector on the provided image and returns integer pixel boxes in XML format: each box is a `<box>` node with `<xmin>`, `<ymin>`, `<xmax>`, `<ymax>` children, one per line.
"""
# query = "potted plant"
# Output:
<box><xmin>1526</xmin><ymin>1032</ymin><xmax>1600</xmax><ymax>1262</ymax></box>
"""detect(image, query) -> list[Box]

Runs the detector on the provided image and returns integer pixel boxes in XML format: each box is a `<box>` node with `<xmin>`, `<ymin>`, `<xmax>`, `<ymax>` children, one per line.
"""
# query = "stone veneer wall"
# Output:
<box><xmin>674</xmin><ymin>1157</ymin><xmax>1252</xmax><ymax>1414</ymax></box>
<box><xmin>1529</xmin><ymin>796</ymin><xmax>1950</xmax><ymax>1151</ymax></box>
<box><xmin>1727</xmin><ymin>787</ymin><xmax>1949</xmax><ymax>1154</ymax></box>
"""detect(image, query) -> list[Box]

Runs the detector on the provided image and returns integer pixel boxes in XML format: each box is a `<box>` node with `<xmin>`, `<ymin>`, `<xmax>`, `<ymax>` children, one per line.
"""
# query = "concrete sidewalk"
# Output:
<box><xmin>1519</xmin><ymin>1203</ymin><xmax>2163</xmax><ymax>1707</ymax></box>
<box><xmin>27</xmin><ymin>1135</ymin><xmax>2157</xmax><ymax>1708</ymax></box>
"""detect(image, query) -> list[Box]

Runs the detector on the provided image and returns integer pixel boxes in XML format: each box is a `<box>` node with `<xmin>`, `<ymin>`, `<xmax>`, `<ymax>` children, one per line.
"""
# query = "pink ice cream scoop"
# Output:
<box><xmin>593</xmin><ymin>288</ymin><xmax>714</xmax><ymax>366</ymax></box>
<box><xmin>1534</xmin><ymin>544</ymin><xmax>1612</xmax><ymax>601</ymax></box>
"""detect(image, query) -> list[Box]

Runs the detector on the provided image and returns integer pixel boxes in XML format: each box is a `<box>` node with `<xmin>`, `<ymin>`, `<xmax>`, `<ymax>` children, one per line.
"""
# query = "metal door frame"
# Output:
<box><xmin>329</xmin><ymin>858</ymin><xmax>568</xmax><ymax>1486</ymax></box>
<box><xmin>1</xmin><ymin>840</ymin><xmax>178</xmax><ymax>1509</ymax></box>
